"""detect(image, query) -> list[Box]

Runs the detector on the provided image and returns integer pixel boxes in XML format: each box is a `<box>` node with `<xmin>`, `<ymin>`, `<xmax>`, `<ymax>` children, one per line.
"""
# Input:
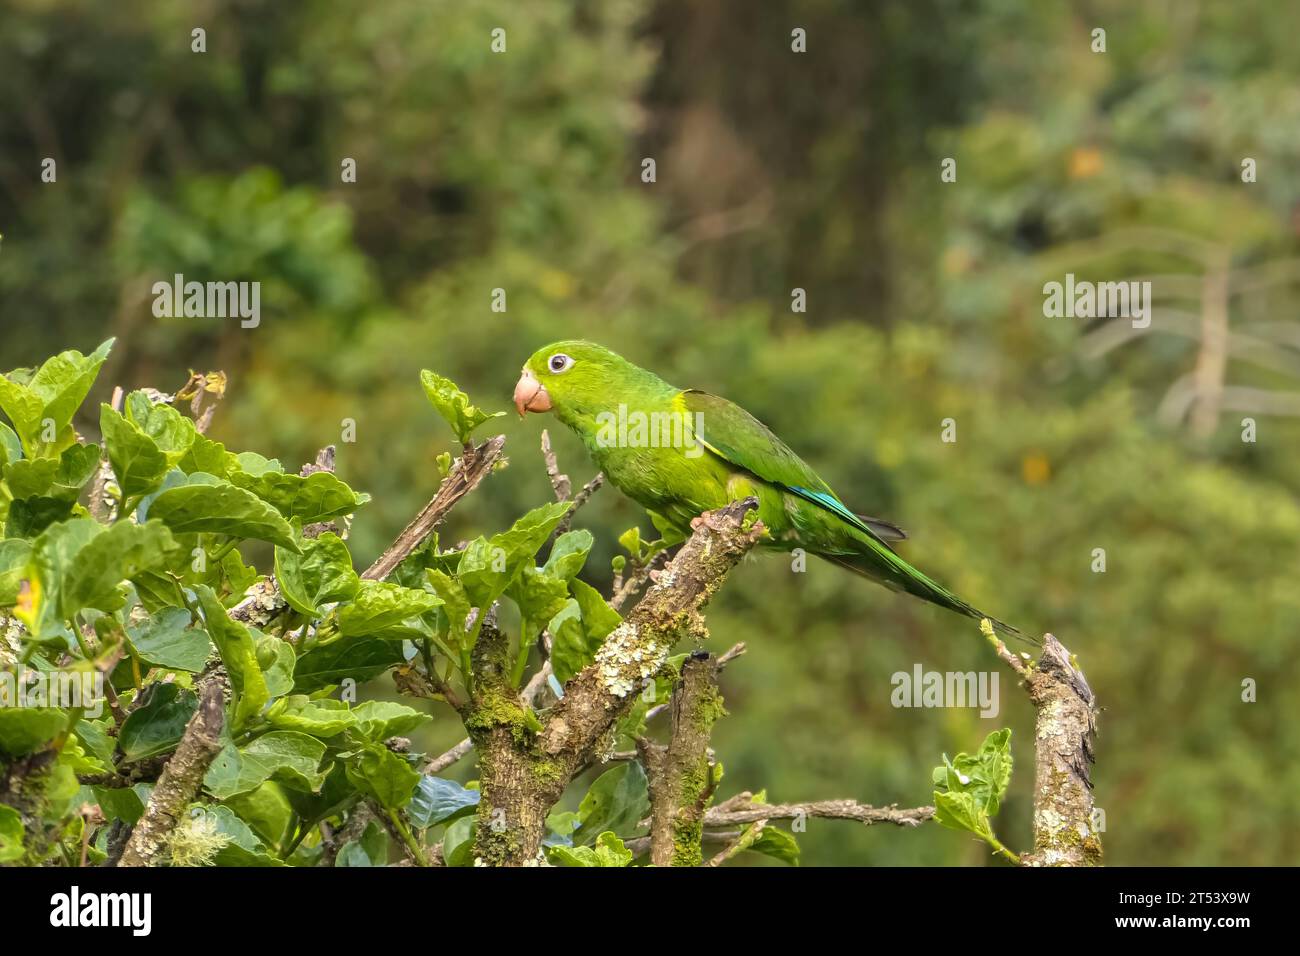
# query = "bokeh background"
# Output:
<box><xmin>3</xmin><ymin>0</ymin><xmax>1299</xmax><ymax>864</ymax></box>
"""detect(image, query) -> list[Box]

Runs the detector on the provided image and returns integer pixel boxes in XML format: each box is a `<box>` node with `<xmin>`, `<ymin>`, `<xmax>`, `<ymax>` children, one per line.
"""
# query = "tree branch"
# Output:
<box><xmin>117</xmin><ymin>681</ymin><xmax>224</xmax><ymax>867</ymax></box>
<box><xmin>1019</xmin><ymin>633</ymin><xmax>1101</xmax><ymax>866</ymax></box>
<box><xmin>363</xmin><ymin>435</ymin><xmax>506</xmax><ymax>581</ymax></box>
<box><xmin>639</xmin><ymin>652</ymin><xmax>724</xmax><ymax>866</ymax></box>
<box><xmin>469</xmin><ymin>498</ymin><xmax>764</xmax><ymax>866</ymax></box>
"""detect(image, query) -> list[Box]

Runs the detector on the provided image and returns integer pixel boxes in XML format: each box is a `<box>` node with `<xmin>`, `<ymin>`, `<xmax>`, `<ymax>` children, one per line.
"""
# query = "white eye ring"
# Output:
<box><xmin>548</xmin><ymin>353</ymin><xmax>574</xmax><ymax>373</ymax></box>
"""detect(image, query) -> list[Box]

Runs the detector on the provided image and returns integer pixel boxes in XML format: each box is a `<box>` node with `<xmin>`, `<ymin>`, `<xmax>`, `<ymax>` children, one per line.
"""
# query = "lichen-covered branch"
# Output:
<box><xmin>117</xmin><ymin>681</ymin><xmax>224</xmax><ymax>867</ymax></box>
<box><xmin>703</xmin><ymin>792</ymin><xmax>935</xmax><ymax>828</ymax></box>
<box><xmin>362</xmin><ymin>434</ymin><xmax>506</xmax><ymax>581</ymax></box>
<box><xmin>468</xmin><ymin>498</ymin><xmax>764</xmax><ymax>866</ymax></box>
<box><xmin>1018</xmin><ymin>633</ymin><xmax>1101</xmax><ymax>866</ymax></box>
<box><xmin>638</xmin><ymin>652</ymin><xmax>724</xmax><ymax>866</ymax></box>
<box><xmin>540</xmin><ymin>498</ymin><xmax>763</xmax><ymax>767</ymax></box>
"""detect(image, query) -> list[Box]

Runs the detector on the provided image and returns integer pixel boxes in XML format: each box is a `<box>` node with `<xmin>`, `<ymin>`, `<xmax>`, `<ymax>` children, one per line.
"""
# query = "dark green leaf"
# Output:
<box><xmin>128</xmin><ymin>607</ymin><xmax>212</xmax><ymax>672</ymax></box>
<box><xmin>573</xmin><ymin>762</ymin><xmax>650</xmax><ymax>845</ymax></box>
<box><xmin>406</xmin><ymin>775</ymin><xmax>480</xmax><ymax>827</ymax></box>
<box><xmin>149</xmin><ymin>474</ymin><xmax>299</xmax><ymax>551</ymax></box>
<box><xmin>274</xmin><ymin>532</ymin><xmax>359</xmax><ymax>617</ymax></box>
<box><xmin>118</xmin><ymin>684</ymin><xmax>199</xmax><ymax>762</ymax></box>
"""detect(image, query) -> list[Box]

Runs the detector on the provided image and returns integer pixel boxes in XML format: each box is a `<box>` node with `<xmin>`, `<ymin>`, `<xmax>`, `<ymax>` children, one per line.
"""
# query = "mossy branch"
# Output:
<box><xmin>638</xmin><ymin>651</ymin><xmax>725</xmax><ymax>866</ymax></box>
<box><xmin>467</xmin><ymin>498</ymin><xmax>764</xmax><ymax>866</ymax></box>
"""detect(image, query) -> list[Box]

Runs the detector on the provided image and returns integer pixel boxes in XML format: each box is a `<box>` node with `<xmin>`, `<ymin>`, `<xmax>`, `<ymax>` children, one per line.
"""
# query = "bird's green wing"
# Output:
<box><xmin>679</xmin><ymin>389</ymin><xmax>904</xmax><ymax>545</ymax></box>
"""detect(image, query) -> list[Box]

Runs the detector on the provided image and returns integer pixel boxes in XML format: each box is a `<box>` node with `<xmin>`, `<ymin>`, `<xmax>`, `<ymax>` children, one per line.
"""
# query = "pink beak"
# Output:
<box><xmin>514</xmin><ymin>368</ymin><xmax>552</xmax><ymax>417</ymax></box>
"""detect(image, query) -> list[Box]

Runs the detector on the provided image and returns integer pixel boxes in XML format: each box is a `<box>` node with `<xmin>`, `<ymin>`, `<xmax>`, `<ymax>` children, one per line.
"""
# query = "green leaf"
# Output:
<box><xmin>205</xmin><ymin>805</ymin><xmax>285</xmax><ymax>867</ymax></box>
<box><xmin>0</xmin><ymin>422</ymin><xmax>22</xmax><ymax>468</ymax></box>
<box><xmin>224</xmin><ymin>781</ymin><xmax>294</xmax><ymax>848</ymax></box>
<box><xmin>5</xmin><ymin>496</ymin><xmax>74</xmax><ymax>538</ymax></box>
<box><xmin>571</xmin><ymin>578</ymin><xmax>622</xmax><ymax>641</ymax></box>
<box><xmin>406</xmin><ymin>776</ymin><xmax>480</xmax><ymax>828</ymax></box>
<box><xmin>749</xmin><ymin>826</ymin><xmax>801</xmax><ymax>865</ymax></box>
<box><xmin>548</xmin><ymin>600</ymin><xmax>589</xmax><ymax>686</ymax></box>
<box><xmin>94</xmin><ymin>784</ymin><xmax>150</xmax><ymax>825</ymax></box>
<box><xmin>178</xmin><ymin>433</ymin><xmax>236</xmax><ymax>478</ymax></box>
<box><xmin>933</xmin><ymin>790</ymin><xmax>993</xmax><ymax>840</ymax></box>
<box><xmin>572</xmin><ymin>762</ymin><xmax>650</xmax><ymax>846</ymax></box>
<box><xmin>0</xmin><ymin>374</ymin><xmax>46</xmax><ymax>454</ymax></box>
<box><xmin>255</xmin><ymin>631</ymin><xmax>296</xmax><ymax>698</ymax></box>
<box><xmin>441</xmin><ymin>816</ymin><xmax>477</xmax><ymax>867</ymax></box>
<box><xmin>549</xmin><ymin>582</ymin><xmax>622</xmax><ymax>685</ymax></box>
<box><xmin>0</xmin><ymin>708</ymin><xmax>68</xmax><ymax>757</ymax></box>
<box><xmin>229</xmin><ymin>469</ymin><xmax>370</xmax><ymax>523</ymax></box>
<box><xmin>547</xmin><ymin>831</ymin><xmax>633</xmax><ymax>867</ymax></box>
<box><xmin>128</xmin><ymin>607</ymin><xmax>212</xmax><ymax>672</ymax></box>
<box><xmin>453</xmin><ymin>504</ymin><xmax>574</xmax><ymax>616</ymax></box>
<box><xmin>274</xmin><ymin>532</ymin><xmax>360</xmax><ymax>617</ymax></box>
<box><xmin>419</xmin><ymin>370</ymin><xmax>505</xmax><ymax>444</ymax></box>
<box><xmin>291</xmin><ymin>638</ymin><xmax>405</xmax><ymax>694</ymax></box>
<box><xmin>23</xmin><ymin>516</ymin><xmax>105</xmax><ymax>637</ymax></box>
<box><xmin>99</xmin><ymin>404</ymin><xmax>170</xmax><ymax>498</ymax></box>
<box><xmin>0</xmin><ymin>538</ymin><xmax>32</xmax><ymax>607</ymax></box>
<box><xmin>123</xmin><ymin>392</ymin><xmax>195</xmax><ymax>459</ymax></box>
<box><xmin>204</xmin><ymin>731</ymin><xmax>328</xmax><ymax>800</ymax></box>
<box><xmin>27</xmin><ymin>338</ymin><xmax>113</xmax><ymax>441</ymax></box>
<box><xmin>234</xmin><ymin>452</ymin><xmax>282</xmax><ymax>476</ymax></box>
<box><xmin>337</xmin><ymin>580</ymin><xmax>441</xmax><ymax>636</ymax></box>
<box><xmin>0</xmin><ymin>805</ymin><xmax>26</xmax><ymax>863</ymax></box>
<box><xmin>505</xmin><ymin>566</ymin><xmax>570</xmax><ymax>645</ymax></box>
<box><xmin>196</xmin><ymin>584</ymin><xmax>270</xmax><ymax>732</ymax></box>
<box><xmin>265</xmin><ymin>695</ymin><xmax>357</xmax><ymax>737</ymax></box>
<box><xmin>351</xmin><ymin>700</ymin><xmax>432</xmax><ymax>741</ymax></box>
<box><xmin>425</xmin><ymin>569</ymin><xmax>471</xmax><ymax>644</ymax></box>
<box><xmin>74</xmin><ymin>717</ymin><xmax>116</xmax><ymax>767</ymax></box>
<box><xmin>933</xmin><ymin>728</ymin><xmax>1013</xmax><ymax>818</ymax></box>
<box><xmin>617</xmin><ymin>526</ymin><xmax>643</xmax><ymax>557</ymax></box>
<box><xmin>52</xmin><ymin>442</ymin><xmax>102</xmax><ymax>500</ymax></box>
<box><xmin>61</xmin><ymin>518</ymin><xmax>178</xmax><ymax>617</ymax></box>
<box><xmin>544</xmin><ymin>529</ymin><xmax>594</xmax><ymax>581</ymax></box>
<box><xmin>337</xmin><ymin>819</ymin><xmax>390</xmax><ymax>867</ymax></box>
<box><xmin>149</xmin><ymin>474</ymin><xmax>299</xmax><ymax>551</ymax></box>
<box><xmin>345</xmin><ymin>744</ymin><xmax>420</xmax><ymax>809</ymax></box>
<box><xmin>118</xmin><ymin>684</ymin><xmax>199</xmax><ymax>762</ymax></box>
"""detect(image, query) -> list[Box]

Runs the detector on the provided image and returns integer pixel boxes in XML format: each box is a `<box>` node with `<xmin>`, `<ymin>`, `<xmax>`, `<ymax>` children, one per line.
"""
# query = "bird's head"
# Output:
<box><xmin>515</xmin><ymin>340</ymin><xmax>655</xmax><ymax>420</ymax></box>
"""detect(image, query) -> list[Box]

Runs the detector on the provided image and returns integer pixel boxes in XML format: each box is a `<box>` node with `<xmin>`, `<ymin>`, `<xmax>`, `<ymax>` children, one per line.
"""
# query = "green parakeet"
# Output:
<box><xmin>515</xmin><ymin>340</ymin><xmax>1019</xmax><ymax>637</ymax></box>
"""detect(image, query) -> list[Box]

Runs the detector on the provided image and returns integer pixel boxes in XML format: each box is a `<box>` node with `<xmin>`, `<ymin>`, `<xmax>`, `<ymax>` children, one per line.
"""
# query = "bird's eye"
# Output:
<box><xmin>548</xmin><ymin>353</ymin><xmax>574</xmax><ymax>374</ymax></box>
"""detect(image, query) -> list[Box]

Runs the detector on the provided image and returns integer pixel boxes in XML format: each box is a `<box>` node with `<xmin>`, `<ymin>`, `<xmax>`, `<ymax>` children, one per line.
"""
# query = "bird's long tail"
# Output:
<box><xmin>823</xmin><ymin>541</ymin><xmax>1037</xmax><ymax>647</ymax></box>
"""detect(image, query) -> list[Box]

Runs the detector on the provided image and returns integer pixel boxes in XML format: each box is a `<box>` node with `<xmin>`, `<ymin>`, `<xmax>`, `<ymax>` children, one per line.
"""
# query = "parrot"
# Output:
<box><xmin>513</xmin><ymin>340</ymin><xmax>1021</xmax><ymax>638</ymax></box>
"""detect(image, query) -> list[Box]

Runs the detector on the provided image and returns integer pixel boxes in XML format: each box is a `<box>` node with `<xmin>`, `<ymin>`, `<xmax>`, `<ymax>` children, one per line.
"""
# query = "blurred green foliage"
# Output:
<box><xmin>2</xmin><ymin>0</ymin><xmax>1298</xmax><ymax>864</ymax></box>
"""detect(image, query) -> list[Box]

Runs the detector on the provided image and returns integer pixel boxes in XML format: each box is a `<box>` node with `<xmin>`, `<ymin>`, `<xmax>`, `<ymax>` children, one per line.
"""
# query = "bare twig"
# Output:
<box><xmin>540</xmin><ymin>429</ymin><xmax>570</xmax><ymax>501</ymax></box>
<box><xmin>540</xmin><ymin>429</ymin><xmax>603</xmax><ymax>538</ymax></box>
<box><xmin>117</xmin><ymin>681</ymin><xmax>225</xmax><ymax>867</ymax></box>
<box><xmin>88</xmin><ymin>386</ymin><xmax>125</xmax><ymax>523</ymax></box>
<box><xmin>609</xmin><ymin>550</ymin><xmax>670</xmax><ymax>612</ymax></box>
<box><xmin>703</xmin><ymin>796</ymin><xmax>934</xmax><ymax>829</ymax></box>
<box><xmin>363</xmin><ymin>435</ymin><xmax>506</xmax><ymax>581</ymax></box>
<box><xmin>423</xmin><ymin>738</ymin><xmax>474</xmax><ymax>776</ymax></box>
<box><xmin>706</xmin><ymin>819</ymin><xmax>765</xmax><ymax>867</ymax></box>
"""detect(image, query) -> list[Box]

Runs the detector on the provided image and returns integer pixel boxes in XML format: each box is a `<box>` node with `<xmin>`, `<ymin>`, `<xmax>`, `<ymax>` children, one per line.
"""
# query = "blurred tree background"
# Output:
<box><xmin>3</xmin><ymin>0</ymin><xmax>1298</xmax><ymax>864</ymax></box>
